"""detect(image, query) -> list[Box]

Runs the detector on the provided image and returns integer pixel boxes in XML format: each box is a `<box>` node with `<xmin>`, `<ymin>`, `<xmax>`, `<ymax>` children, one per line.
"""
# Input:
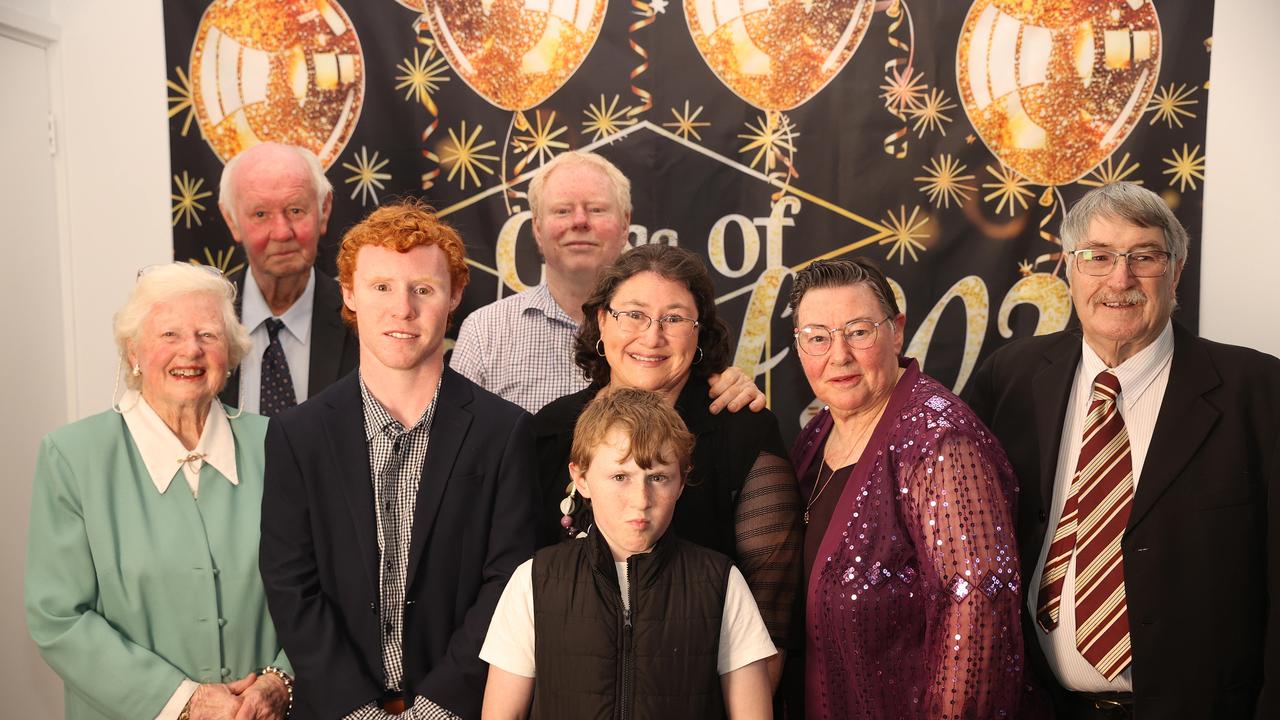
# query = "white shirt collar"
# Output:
<box><xmin>1079</xmin><ymin>321</ymin><xmax>1175</xmax><ymax>405</ymax></box>
<box><xmin>120</xmin><ymin>390</ymin><xmax>239</xmax><ymax>496</ymax></box>
<box><xmin>242</xmin><ymin>268</ymin><xmax>316</xmax><ymax>343</ymax></box>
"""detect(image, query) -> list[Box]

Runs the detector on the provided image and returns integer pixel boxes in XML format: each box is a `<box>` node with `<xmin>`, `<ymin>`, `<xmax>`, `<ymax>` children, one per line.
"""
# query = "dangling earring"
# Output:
<box><xmin>693</xmin><ymin>346</ymin><xmax>704</xmax><ymax>365</ymax></box>
<box><xmin>111</xmin><ymin>357</ymin><xmax>139</xmax><ymax>414</ymax></box>
<box><xmin>226</xmin><ymin>372</ymin><xmax>244</xmax><ymax>420</ymax></box>
<box><xmin>131</xmin><ymin>364</ymin><xmax>141</xmax><ymax>376</ymax></box>
<box><xmin>596</xmin><ymin>339</ymin><xmax>606</xmax><ymax>357</ymax></box>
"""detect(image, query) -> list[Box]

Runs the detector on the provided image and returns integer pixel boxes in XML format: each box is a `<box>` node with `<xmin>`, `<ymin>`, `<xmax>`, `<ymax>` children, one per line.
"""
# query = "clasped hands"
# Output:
<box><xmin>185</xmin><ymin>671</ymin><xmax>288</xmax><ymax>720</ymax></box>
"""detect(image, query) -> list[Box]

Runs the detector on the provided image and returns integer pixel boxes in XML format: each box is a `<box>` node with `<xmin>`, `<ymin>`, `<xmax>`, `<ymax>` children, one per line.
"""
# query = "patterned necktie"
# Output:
<box><xmin>1036</xmin><ymin>370</ymin><xmax>1134</xmax><ymax>680</ymax></box>
<box><xmin>259</xmin><ymin>318</ymin><xmax>297</xmax><ymax>417</ymax></box>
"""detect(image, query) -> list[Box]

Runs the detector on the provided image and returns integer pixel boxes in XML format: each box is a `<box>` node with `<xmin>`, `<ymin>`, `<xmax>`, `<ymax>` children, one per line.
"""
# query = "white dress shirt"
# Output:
<box><xmin>119</xmin><ymin>390</ymin><xmax>239</xmax><ymax>719</ymax></box>
<box><xmin>238</xmin><ymin>269</ymin><xmax>315</xmax><ymax>413</ymax></box>
<box><xmin>1028</xmin><ymin>322</ymin><xmax>1175</xmax><ymax>692</ymax></box>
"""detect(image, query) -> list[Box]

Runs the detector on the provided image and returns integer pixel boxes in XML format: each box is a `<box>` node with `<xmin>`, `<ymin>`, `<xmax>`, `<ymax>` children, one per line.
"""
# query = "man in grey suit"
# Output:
<box><xmin>217</xmin><ymin>142</ymin><xmax>358</xmax><ymax>414</ymax></box>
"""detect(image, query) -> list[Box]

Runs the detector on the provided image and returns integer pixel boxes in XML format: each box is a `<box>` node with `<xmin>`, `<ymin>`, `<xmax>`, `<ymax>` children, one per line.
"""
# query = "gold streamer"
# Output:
<box><xmin>1037</xmin><ymin>186</ymin><xmax>1061</xmax><ymax>246</ymax></box>
<box><xmin>627</xmin><ymin>1</ymin><xmax>655</xmax><ymax>116</ymax></box>
<box><xmin>881</xmin><ymin>0</ymin><xmax>914</xmax><ymax>158</ymax></box>
<box><xmin>414</xmin><ymin>18</ymin><xmax>441</xmax><ymax>191</ymax></box>
<box><xmin>501</xmin><ymin>111</ymin><xmax>535</xmax><ymax>214</ymax></box>
<box><xmin>765</xmin><ymin>110</ymin><xmax>800</xmax><ymax>203</ymax></box>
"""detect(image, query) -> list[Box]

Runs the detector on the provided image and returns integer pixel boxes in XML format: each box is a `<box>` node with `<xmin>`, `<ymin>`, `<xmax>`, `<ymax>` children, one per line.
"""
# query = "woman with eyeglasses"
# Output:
<box><xmin>25</xmin><ymin>263</ymin><xmax>291</xmax><ymax>720</ymax></box>
<box><xmin>533</xmin><ymin>243</ymin><xmax>802</xmax><ymax>691</ymax></box>
<box><xmin>785</xmin><ymin>258</ymin><xmax>1038</xmax><ymax>719</ymax></box>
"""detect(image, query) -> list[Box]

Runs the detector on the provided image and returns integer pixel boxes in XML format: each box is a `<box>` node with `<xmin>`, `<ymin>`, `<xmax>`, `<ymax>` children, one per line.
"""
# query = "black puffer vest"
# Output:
<box><xmin>530</xmin><ymin>529</ymin><xmax>732</xmax><ymax>720</ymax></box>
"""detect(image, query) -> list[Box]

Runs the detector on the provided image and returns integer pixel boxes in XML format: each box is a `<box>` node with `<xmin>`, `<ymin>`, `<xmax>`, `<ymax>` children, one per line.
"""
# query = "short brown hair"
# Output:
<box><xmin>570</xmin><ymin>388</ymin><xmax>695</xmax><ymax>475</ymax></box>
<box><xmin>336</xmin><ymin>199</ymin><xmax>470</xmax><ymax>326</ymax></box>
<box><xmin>574</xmin><ymin>244</ymin><xmax>732</xmax><ymax>386</ymax></box>
<box><xmin>788</xmin><ymin>257</ymin><xmax>900</xmax><ymax>322</ymax></box>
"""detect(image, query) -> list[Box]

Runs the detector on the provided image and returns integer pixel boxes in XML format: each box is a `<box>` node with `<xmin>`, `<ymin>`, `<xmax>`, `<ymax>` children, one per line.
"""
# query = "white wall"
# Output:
<box><xmin>1</xmin><ymin>0</ymin><xmax>1276</xmax><ymax>715</ymax></box>
<box><xmin>1202</xmin><ymin>1</ymin><xmax>1280</xmax><ymax>357</ymax></box>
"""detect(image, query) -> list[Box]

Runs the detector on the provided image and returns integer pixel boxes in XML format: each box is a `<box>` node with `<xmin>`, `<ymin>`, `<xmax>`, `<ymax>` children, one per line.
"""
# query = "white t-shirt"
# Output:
<box><xmin>481</xmin><ymin>557</ymin><xmax>776</xmax><ymax>678</ymax></box>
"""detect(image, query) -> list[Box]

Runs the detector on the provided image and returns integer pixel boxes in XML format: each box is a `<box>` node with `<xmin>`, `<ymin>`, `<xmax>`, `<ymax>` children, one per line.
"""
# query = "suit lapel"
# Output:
<box><xmin>1032</xmin><ymin>334</ymin><xmax>1081</xmax><ymax>508</ymax></box>
<box><xmin>220</xmin><ymin>274</ymin><xmax>248</xmax><ymax>407</ymax></box>
<box><xmin>1128</xmin><ymin>325</ymin><xmax>1220</xmax><ymax>528</ymax></box>
<box><xmin>405</xmin><ymin>369</ymin><xmax>473</xmax><ymax>592</ymax></box>
<box><xmin>308</xmin><ymin>273</ymin><xmax>346</xmax><ymax>399</ymax></box>
<box><xmin>321</xmin><ymin>374</ymin><xmax>379</xmax><ymax>590</ymax></box>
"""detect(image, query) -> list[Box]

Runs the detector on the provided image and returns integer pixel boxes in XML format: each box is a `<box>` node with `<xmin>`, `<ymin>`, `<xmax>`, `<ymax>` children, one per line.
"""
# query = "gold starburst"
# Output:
<box><xmin>171</xmin><ymin>171</ymin><xmax>212</xmax><ymax>229</ymax></box>
<box><xmin>737</xmin><ymin>112</ymin><xmax>798</xmax><ymax>172</ymax></box>
<box><xmin>342</xmin><ymin>146</ymin><xmax>392</xmax><ymax>206</ymax></box>
<box><xmin>1162</xmin><ymin>143</ymin><xmax>1205</xmax><ymax>192</ymax></box>
<box><xmin>879</xmin><ymin>67</ymin><xmax>927</xmax><ymax>115</ymax></box>
<box><xmin>1017</xmin><ymin>259</ymin><xmax>1034</xmax><ymax>277</ymax></box>
<box><xmin>199</xmin><ymin>248</ymin><xmax>245</xmax><ymax>279</ymax></box>
<box><xmin>879</xmin><ymin>205</ymin><xmax>930</xmax><ymax>265</ymax></box>
<box><xmin>582</xmin><ymin>94</ymin><xmax>636</xmax><ymax>143</ymax></box>
<box><xmin>914</xmin><ymin>154</ymin><xmax>976</xmax><ymax>209</ymax></box>
<box><xmin>908</xmin><ymin>87</ymin><xmax>956</xmax><ymax>137</ymax></box>
<box><xmin>1147</xmin><ymin>82</ymin><xmax>1198</xmax><ymax>129</ymax></box>
<box><xmin>395</xmin><ymin>46</ymin><xmax>450</xmax><ymax>105</ymax></box>
<box><xmin>663</xmin><ymin>100</ymin><xmax>711</xmax><ymax>142</ymax></box>
<box><xmin>1078</xmin><ymin>152</ymin><xmax>1143</xmax><ymax>187</ymax></box>
<box><xmin>440</xmin><ymin>122</ymin><xmax>499</xmax><ymax>190</ymax></box>
<box><xmin>512</xmin><ymin>110</ymin><xmax>570</xmax><ymax>169</ymax></box>
<box><xmin>167</xmin><ymin>66</ymin><xmax>196</xmax><ymax>137</ymax></box>
<box><xmin>982</xmin><ymin>164</ymin><xmax>1035</xmax><ymax>216</ymax></box>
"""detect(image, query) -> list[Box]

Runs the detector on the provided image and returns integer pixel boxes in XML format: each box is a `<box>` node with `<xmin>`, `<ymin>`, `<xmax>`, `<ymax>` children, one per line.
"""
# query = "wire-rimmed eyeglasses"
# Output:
<box><xmin>794</xmin><ymin>316</ymin><xmax>893</xmax><ymax>356</ymax></box>
<box><xmin>605</xmin><ymin>307</ymin><xmax>700</xmax><ymax>336</ymax></box>
<box><xmin>1066</xmin><ymin>249</ymin><xmax>1173</xmax><ymax>277</ymax></box>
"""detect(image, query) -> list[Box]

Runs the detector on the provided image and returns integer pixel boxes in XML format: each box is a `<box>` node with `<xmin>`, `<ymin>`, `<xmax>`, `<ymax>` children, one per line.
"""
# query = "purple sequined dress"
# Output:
<box><xmin>792</xmin><ymin>360</ymin><xmax>1030</xmax><ymax>719</ymax></box>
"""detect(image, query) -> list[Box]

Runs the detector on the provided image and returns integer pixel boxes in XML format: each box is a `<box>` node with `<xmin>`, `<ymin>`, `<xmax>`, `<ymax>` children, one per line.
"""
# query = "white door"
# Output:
<box><xmin>0</xmin><ymin>27</ymin><xmax>70</xmax><ymax>718</ymax></box>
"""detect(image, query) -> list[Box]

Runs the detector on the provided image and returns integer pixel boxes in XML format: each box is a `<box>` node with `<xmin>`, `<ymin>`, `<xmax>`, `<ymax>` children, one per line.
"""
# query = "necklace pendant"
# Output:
<box><xmin>803</xmin><ymin>510</ymin><xmax>810</xmax><ymax>525</ymax></box>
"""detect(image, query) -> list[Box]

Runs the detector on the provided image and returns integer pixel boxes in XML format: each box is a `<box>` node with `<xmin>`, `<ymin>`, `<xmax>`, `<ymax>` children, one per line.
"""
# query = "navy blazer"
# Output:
<box><xmin>260</xmin><ymin>368</ymin><xmax>538</xmax><ymax>719</ymax></box>
<box><xmin>220</xmin><ymin>270</ymin><xmax>358</xmax><ymax>408</ymax></box>
<box><xmin>966</xmin><ymin>323</ymin><xmax>1280</xmax><ymax>719</ymax></box>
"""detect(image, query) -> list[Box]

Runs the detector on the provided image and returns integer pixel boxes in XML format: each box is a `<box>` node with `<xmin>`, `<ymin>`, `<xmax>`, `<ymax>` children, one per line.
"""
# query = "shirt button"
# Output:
<box><xmin>212</xmin><ymin>568</ymin><xmax>220</xmax><ymax>576</ymax></box>
<box><xmin>220</xmin><ymin>667</ymin><xmax>231</xmax><ymax>678</ymax></box>
<box><xmin>217</xmin><ymin>618</ymin><xmax>227</xmax><ymax>627</ymax></box>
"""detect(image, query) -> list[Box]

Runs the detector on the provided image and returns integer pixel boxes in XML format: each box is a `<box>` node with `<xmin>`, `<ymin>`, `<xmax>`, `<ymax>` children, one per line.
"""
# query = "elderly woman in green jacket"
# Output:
<box><xmin>25</xmin><ymin>263</ymin><xmax>291</xmax><ymax>720</ymax></box>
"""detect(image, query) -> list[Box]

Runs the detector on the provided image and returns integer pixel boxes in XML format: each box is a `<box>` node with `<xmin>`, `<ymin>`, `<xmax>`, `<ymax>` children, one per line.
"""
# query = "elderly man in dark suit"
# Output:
<box><xmin>218</xmin><ymin>142</ymin><xmax>358</xmax><ymax>415</ymax></box>
<box><xmin>260</xmin><ymin>200</ymin><xmax>537</xmax><ymax>719</ymax></box>
<box><xmin>968</xmin><ymin>182</ymin><xmax>1280</xmax><ymax>719</ymax></box>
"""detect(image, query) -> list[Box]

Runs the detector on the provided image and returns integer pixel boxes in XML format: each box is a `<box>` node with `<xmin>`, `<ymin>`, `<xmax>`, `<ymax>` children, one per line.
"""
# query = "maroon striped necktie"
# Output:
<box><xmin>1036</xmin><ymin>370</ymin><xmax>1134</xmax><ymax>680</ymax></box>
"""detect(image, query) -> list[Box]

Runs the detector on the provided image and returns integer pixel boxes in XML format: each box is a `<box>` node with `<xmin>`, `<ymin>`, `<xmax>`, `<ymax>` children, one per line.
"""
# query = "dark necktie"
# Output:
<box><xmin>260</xmin><ymin>318</ymin><xmax>297</xmax><ymax>417</ymax></box>
<box><xmin>1036</xmin><ymin>370</ymin><xmax>1134</xmax><ymax>680</ymax></box>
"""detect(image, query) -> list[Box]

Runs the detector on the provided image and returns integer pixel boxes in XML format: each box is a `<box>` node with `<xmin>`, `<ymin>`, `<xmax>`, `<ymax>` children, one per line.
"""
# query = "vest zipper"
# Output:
<box><xmin>618</xmin><ymin>555</ymin><xmax>635</xmax><ymax>720</ymax></box>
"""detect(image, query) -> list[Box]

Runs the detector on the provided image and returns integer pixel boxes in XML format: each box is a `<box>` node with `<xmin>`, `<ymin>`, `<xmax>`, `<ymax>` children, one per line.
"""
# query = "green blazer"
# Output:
<box><xmin>25</xmin><ymin>407</ymin><xmax>289</xmax><ymax>720</ymax></box>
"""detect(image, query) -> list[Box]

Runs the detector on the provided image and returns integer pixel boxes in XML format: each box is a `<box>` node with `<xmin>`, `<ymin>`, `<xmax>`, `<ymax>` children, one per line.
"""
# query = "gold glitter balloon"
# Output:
<box><xmin>957</xmin><ymin>0</ymin><xmax>1161</xmax><ymax>186</ymax></box>
<box><xmin>685</xmin><ymin>0</ymin><xmax>874</xmax><ymax>111</ymax></box>
<box><xmin>189</xmin><ymin>0</ymin><xmax>364</xmax><ymax>168</ymax></box>
<box><xmin>425</xmin><ymin>0</ymin><xmax>607</xmax><ymax>111</ymax></box>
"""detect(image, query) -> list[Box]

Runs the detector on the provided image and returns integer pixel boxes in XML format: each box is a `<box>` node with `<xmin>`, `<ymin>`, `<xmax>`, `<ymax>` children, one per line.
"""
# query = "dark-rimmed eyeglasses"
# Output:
<box><xmin>605</xmin><ymin>307</ymin><xmax>700</xmax><ymax>336</ymax></box>
<box><xmin>794</xmin><ymin>316</ymin><xmax>893</xmax><ymax>355</ymax></box>
<box><xmin>1067</xmin><ymin>249</ymin><xmax>1173</xmax><ymax>277</ymax></box>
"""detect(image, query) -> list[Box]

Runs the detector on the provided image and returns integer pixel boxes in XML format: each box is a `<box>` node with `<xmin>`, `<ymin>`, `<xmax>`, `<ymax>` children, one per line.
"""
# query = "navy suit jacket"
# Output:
<box><xmin>220</xmin><ymin>270</ymin><xmax>358</xmax><ymax>408</ymax></box>
<box><xmin>967</xmin><ymin>324</ymin><xmax>1280</xmax><ymax>719</ymax></box>
<box><xmin>260</xmin><ymin>368</ymin><xmax>538</xmax><ymax>719</ymax></box>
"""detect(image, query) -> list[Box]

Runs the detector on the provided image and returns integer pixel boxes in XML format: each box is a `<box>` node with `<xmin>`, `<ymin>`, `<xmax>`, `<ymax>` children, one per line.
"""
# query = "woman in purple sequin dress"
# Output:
<box><xmin>786</xmin><ymin>258</ymin><xmax>1038</xmax><ymax>719</ymax></box>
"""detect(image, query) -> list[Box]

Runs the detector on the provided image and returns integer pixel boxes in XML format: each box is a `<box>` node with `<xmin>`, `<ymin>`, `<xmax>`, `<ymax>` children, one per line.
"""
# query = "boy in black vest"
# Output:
<box><xmin>480</xmin><ymin>388</ymin><xmax>776</xmax><ymax>719</ymax></box>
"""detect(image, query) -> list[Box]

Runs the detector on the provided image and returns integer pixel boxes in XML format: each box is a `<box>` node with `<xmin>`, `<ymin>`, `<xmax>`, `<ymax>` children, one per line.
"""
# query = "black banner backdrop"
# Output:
<box><xmin>164</xmin><ymin>0</ymin><xmax>1213</xmax><ymax>438</ymax></box>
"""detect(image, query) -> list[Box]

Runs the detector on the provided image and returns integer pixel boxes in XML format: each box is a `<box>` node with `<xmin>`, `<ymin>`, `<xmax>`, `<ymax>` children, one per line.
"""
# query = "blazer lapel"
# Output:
<box><xmin>1128</xmin><ymin>325</ymin><xmax>1220</xmax><ymax>528</ymax></box>
<box><xmin>321</xmin><ymin>374</ymin><xmax>379</xmax><ymax>590</ymax></box>
<box><xmin>308</xmin><ymin>273</ymin><xmax>347</xmax><ymax>398</ymax></box>
<box><xmin>405</xmin><ymin>369</ymin><xmax>473</xmax><ymax>592</ymax></box>
<box><xmin>1032</xmin><ymin>333</ymin><xmax>1081</xmax><ymax>507</ymax></box>
<box><xmin>220</xmin><ymin>274</ymin><xmax>248</xmax><ymax>407</ymax></box>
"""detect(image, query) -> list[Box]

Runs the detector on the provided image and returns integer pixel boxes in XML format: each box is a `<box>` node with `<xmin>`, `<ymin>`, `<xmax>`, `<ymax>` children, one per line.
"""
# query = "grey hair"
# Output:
<box><xmin>788</xmin><ymin>258</ymin><xmax>900</xmax><ymax>324</ymax></box>
<box><xmin>113</xmin><ymin>263</ymin><xmax>251</xmax><ymax>391</ymax></box>
<box><xmin>1060</xmin><ymin>182</ymin><xmax>1189</xmax><ymax>264</ymax></box>
<box><xmin>218</xmin><ymin>142</ymin><xmax>332</xmax><ymax>228</ymax></box>
<box><xmin>527</xmin><ymin>150</ymin><xmax>632</xmax><ymax>219</ymax></box>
